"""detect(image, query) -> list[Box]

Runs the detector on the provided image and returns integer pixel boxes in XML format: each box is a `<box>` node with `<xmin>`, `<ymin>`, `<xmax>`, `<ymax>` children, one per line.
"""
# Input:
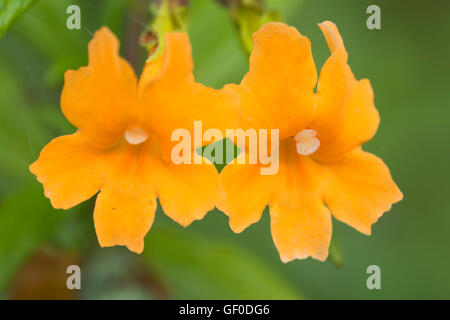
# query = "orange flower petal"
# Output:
<box><xmin>156</xmin><ymin>154</ymin><xmax>220</xmax><ymax>227</ymax></box>
<box><xmin>219</xmin><ymin>140</ymin><xmax>332</xmax><ymax>261</ymax></box>
<box><xmin>314</xmin><ymin>21</ymin><xmax>380</xmax><ymax>161</ymax></box>
<box><xmin>137</xmin><ymin>50</ymin><xmax>165</xmax><ymax>92</ymax></box>
<box><xmin>225</xmin><ymin>22</ymin><xmax>317</xmax><ymax>139</ymax></box>
<box><xmin>321</xmin><ymin>148</ymin><xmax>403</xmax><ymax>235</ymax></box>
<box><xmin>94</xmin><ymin>183</ymin><xmax>156</xmax><ymax>254</ymax></box>
<box><xmin>218</xmin><ymin>157</ymin><xmax>276</xmax><ymax>233</ymax></box>
<box><xmin>270</xmin><ymin>196</ymin><xmax>332</xmax><ymax>262</ymax></box>
<box><xmin>94</xmin><ymin>143</ymin><xmax>158</xmax><ymax>254</ymax></box>
<box><xmin>139</xmin><ymin>32</ymin><xmax>239</xmax><ymax>159</ymax></box>
<box><xmin>29</xmin><ymin>132</ymin><xmax>106</xmax><ymax>209</ymax></box>
<box><xmin>269</xmin><ymin>149</ymin><xmax>332</xmax><ymax>262</ymax></box>
<box><xmin>61</xmin><ymin>27</ymin><xmax>138</xmax><ymax>149</ymax></box>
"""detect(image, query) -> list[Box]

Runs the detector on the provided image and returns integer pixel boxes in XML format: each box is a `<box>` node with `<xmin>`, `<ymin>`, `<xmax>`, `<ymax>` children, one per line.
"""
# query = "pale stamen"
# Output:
<box><xmin>124</xmin><ymin>126</ymin><xmax>148</xmax><ymax>145</ymax></box>
<box><xmin>295</xmin><ymin>129</ymin><xmax>320</xmax><ymax>156</ymax></box>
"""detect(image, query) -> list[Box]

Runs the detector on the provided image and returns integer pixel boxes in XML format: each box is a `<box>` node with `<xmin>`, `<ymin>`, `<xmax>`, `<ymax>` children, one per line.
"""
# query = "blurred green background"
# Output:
<box><xmin>0</xmin><ymin>0</ymin><xmax>449</xmax><ymax>299</ymax></box>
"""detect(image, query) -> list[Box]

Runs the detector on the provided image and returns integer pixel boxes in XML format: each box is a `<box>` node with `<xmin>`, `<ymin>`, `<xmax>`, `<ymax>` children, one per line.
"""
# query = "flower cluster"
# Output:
<box><xmin>30</xmin><ymin>21</ymin><xmax>402</xmax><ymax>262</ymax></box>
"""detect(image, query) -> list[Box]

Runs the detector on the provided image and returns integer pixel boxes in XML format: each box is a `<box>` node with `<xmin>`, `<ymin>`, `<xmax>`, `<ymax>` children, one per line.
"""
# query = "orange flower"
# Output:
<box><xmin>30</xmin><ymin>27</ymin><xmax>236</xmax><ymax>253</ymax></box>
<box><xmin>219</xmin><ymin>21</ymin><xmax>403</xmax><ymax>262</ymax></box>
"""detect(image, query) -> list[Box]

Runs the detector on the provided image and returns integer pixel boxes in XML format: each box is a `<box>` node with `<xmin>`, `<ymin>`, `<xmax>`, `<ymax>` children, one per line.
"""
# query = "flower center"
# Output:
<box><xmin>124</xmin><ymin>126</ymin><xmax>148</xmax><ymax>145</ymax></box>
<box><xmin>295</xmin><ymin>129</ymin><xmax>320</xmax><ymax>156</ymax></box>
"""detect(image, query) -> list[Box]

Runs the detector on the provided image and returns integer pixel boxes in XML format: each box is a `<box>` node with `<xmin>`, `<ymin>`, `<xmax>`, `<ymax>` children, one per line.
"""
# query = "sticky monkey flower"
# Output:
<box><xmin>30</xmin><ymin>27</ymin><xmax>237</xmax><ymax>253</ymax></box>
<box><xmin>219</xmin><ymin>21</ymin><xmax>403</xmax><ymax>262</ymax></box>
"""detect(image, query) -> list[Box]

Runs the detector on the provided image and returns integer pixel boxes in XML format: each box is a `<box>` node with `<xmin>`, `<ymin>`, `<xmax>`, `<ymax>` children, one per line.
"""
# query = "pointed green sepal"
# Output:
<box><xmin>140</xmin><ymin>0</ymin><xmax>189</xmax><ymax>62</ymax></box>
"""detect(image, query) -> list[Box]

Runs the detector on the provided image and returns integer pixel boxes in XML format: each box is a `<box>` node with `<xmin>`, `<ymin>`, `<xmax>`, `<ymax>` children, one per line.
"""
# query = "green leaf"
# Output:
<box><xmin>189</xmin><ymin>0</ymin><xmax>248</xmax><ymax>88</ymax></box>
<box><xmin>142</xmin><ymin>227</ymin><xmax>303</xmax><ymax>299</ymax></box>
<box><xmin>232</xmin><ymin>1</ymin><xmax>281</xmax><ymax>54</ymax></box>
<box><xmin>10</xmin><ymin>0</ymin><xmax>87</xmax><ymax>86</ymax></box>
<box><xmin>142</xmin><ymin>0</ymin><xmax>189</xmax><ymax>63</ymax></box>
<box><xmin>0</xmin><ymin>183</ymin><xmax>66</xmax><ymax>291</ymax></box>
<box><xmin>0</xmin><ymin>60</ymin><xmax>49</xmax><ymax>189</ymax></box>
<box><xmin>0</xmin><ymin>0</ymin><xmax>37</xmax><ymax>38</ymax></box>
<box><xmin>197</xmin><ymin>138</ymin><xmax>241</xmax><ymax>173</ymax></box>
<box><xmin>99</xmin><ymin>0</ymin><xmax>127</xmax><ymax>37</ymax></box>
